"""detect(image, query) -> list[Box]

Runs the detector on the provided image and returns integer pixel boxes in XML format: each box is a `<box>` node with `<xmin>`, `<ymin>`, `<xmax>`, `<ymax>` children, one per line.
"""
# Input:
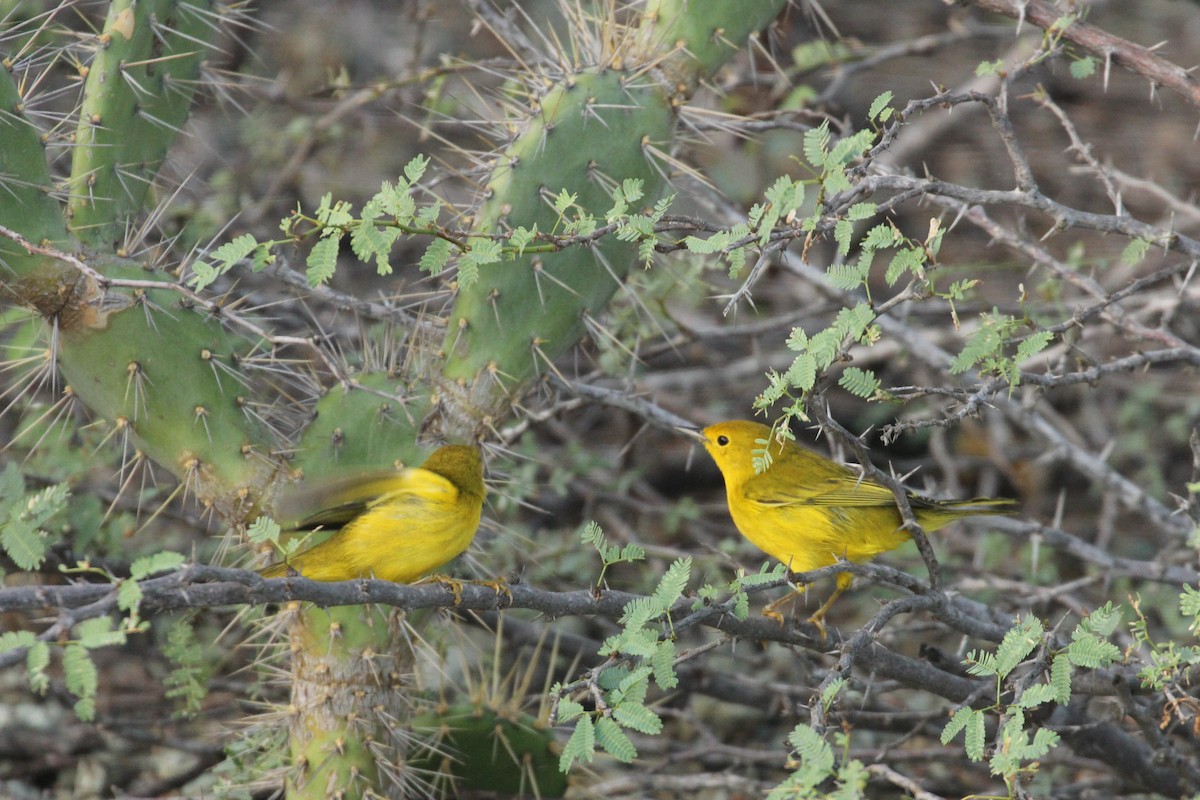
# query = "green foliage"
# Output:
<box><xmin>1121</xmin><ymin>237</ymin><xmax>1151</xmax><ymax>266</ymax></box>
<box><xmin>119</xmin><ymin>552</ymin><xmax>186</xmax><ymax>628</ymax></box>
<box><xmin>1</xmin><ymin>631</ymin><xmax>50</xmax><ymax>695</ymax></box>
<box><xmin>581</xmin><ymin>520</ymin><xmax>646</xmax><ymax>588</ymax></box>
<box><xmin>946</xmin><ymin>608</ymin><xmax>1129</xmax><ymax>791</ymax></box>
<box><xmin>976</xmin><ymin>58</ymin><xmax>1005</xmax><ymax>76</ymax></box>
<box><xmin>766</xmin><ymin>724</ymin><xmax>868</xmax><ymax>799</ymax></box>
<box><xmin>1070</xmin><ymin>55</ymin><xmax>1097</xmax><ymax>79</ymax></box>
<box><xmin>838</xmin><ymin>366</ymin><xmax>882</xmax><ymax>400</ymax></box>
<box><xmin>163</xmin><ymin>618</ymin><xmax>213</xmax><ymax>718</ymax></box>
<box><xmin>246</xmin><ymin>515</ymin><xmax>282</xmax><ymax>547</ymax></box>
<box><xmin>695</xmin><ymin>562</ymin><xmax>788</xmax><ymax>621</ymax></box>
<box><xmin>868</xmin><ymin>91</ymin><xmax>894</xmax><ymax>123</ymax></box>
<box><xmin>556</xmin><ymin>558</ymin><xmax>691</xmax><ymax>772</ymax></box>
<box><xmin>757</xmin><ymin>302</ymin><xmax>881</xmax><ymax>418</ymax></box>
<box><xmin>950</xmin><ymin>308</ymin><xmax>1053</xmax><ymax>389</ymax></box>
<box><xmin>188</xmin><ymin>234</ymin><xmax>263</xmax><ymax>291</ymax></box>
<box><xmin>63</xmin><ymin>642</ymin><xmax>99</xmax><ymax>721</ymax></box>
<box><xmin>1129</xmin><ymin>593</ymin><xmax>1200</xmax><ymax>692</ymax></box>
<box><xmin>1067</xmin><ymin>601</ymin><xmax>1123</xmax><ymax>668</ymax></box>
<box><xmin>965</xmin><ymin>615</ymin><xmax>1043</xmax><ymax>678</ymax></box>
<box><xmin>942</xmin><ymin>705</ymin><xmax>988</xmax><ymax>760</ymax></box>
<box><xmin>559</xmin><ymin>713</ymin><xmax>595</xmax><ymax>772</ymax></box>
<box><xmin>0</xmin><ymin>463</ymin><xmax>70</xmax><ymax>571</ymax></box>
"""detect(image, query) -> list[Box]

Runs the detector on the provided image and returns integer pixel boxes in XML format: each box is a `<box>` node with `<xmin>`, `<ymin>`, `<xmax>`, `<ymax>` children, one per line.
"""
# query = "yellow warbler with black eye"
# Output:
<box><xmin>259</xmin><ymin>444</ymin><xmax>485</xmax><ymax>584</ymax></box>
<box><xmin>684</xmin><ymin>420</ymin><xmax>1013</xmax><ymax>630</ymax></box>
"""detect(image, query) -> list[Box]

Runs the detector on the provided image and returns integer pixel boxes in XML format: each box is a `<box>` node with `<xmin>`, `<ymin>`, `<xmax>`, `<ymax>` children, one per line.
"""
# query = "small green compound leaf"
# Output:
<box><xmin>1067</xmin><ymin>631</ymin><xmax>1121</xmax><ymax>668</ymax></box>
<box><xmin>246</xmin><ymin>516</ymin><xmax>282</xmax><ymax>546</ymax></box>
<box><xmin>787</xmin><ymin>723</ymin><xmax>835</xmax><ymax>775</ymax></box>
<box><xmin>1</xmin><ymin>480</ymin><xmax>68</xmax><ymax>571</ymax></box>
<box><xmin>77</xmin><ymin>616</ymin><xmax>126</xmax><ymax>650</ymax></box>
<box><xmin>1</xmin><ymin>517</ymin><xmax>47</xmax><ymax>571</ymax></box>
<box><xmin>885</xmin><ymin>247</ymin><xmax>925</xmax><ymax>286</ymax></box>
<box><xmin>1027</xmin><ymin>727</ymin><xmax>1061</xmax><ymax>759</ymax></box>
<box><xmin>0</xmin><ymin>630</ymin><xmax>36</xmax><ymax>654</ymax></box>
<box><xmin>803</xmin><ymin>120</ymin><xmax>831</xmax><ymax>169</ymax></box>
<box><xmin>839</xmin><ymin>367</ymin><xmax>880</xmax><ymax>399</ymax></box>
<box><xmin>868</xmin><ymin>91</ymin><xmax>893</xmax><ymax>121</ymax></box>
<box><xmin>1070</xmin><ymin>56</ymin><xmax>1097</xmax><ymax>79</ymax></box>
<box><xmin>316</xmin><ymin>194</ymin><xmax>355</xmax><ymax>228</ymax></box>
<box><xmin>509</xmin><ymin>225</ymin><xmax>538</xmax><ymax>254</ymax></box>
<box><xmin>965</xmin><ymin>648</ymin><xmax>998</xmax><ymax>677</ymax></box>
<box><xmin>191</xmin><ymin>234</ymin><xmax>258</xmax><ymax>289</ymax></box>
<box><xmin>1181</xmin><ymin>584</ymin><xmax>1200</xmax><ymax>624</ymax></box>
<box><xmin>1015</xmin><ymin>331</ymin><xmax>1053</xmax><ymax>365</ymax></box>
<box><xmin>1050</xmin><ymin>652</ymin><xmax>1072</xmax><ymax>704</ymax></box>
<box><xmin>556</xmin><ymin>697</ymin><xmax>585</xmax><ymax>724</ymax></box>
<box><xmin>965</xmin><ymin>710</ymin><xmax>987</xmax><ymax>761</ymax></box>
<box><xmin>1081</xmin><ymin>601</ymin><xmax>1123</xmax><ymax>637</ymax></box>
<box><xmin>63</xmin><ymin>643</ymin><xmax>98</xmax><ymax>721</ymax></box>
<box><xmin>847</xmin><ymin>202</ymin><xmax>877</xmax><ymax>221</ymax></box>
<box><xmin>2</xmin><ymin>632</ymin><xmax>50</xmax><ymax>694</ymax></box>
<box><xmin>130</xmin><ymin>551</ymin><xmax>186</xmax><ymax>580</ymax></box>
<box><xmin>613</xmin><ymin>703</ymin><xmax>663</xmax><ymax>735</ymax></box>
<box><xmin>1015</xmin><ymin>683</ymin><xmax>1057</xmax><ymax>709</ymax></box>
<box><xmin>118</xmin><ymin>579</ymin><xmax>143</xmax><ymax>616</ymax></box>
<box><xmin>164</xmin><ymin>619</ymin><xmax>211</xmax><ymax>718</ymax></box>
<box><xmin>726</xmin><ymin>246</ymin><xmax>747</xmax><ymax>278</ymax></box>
<box><xmin>456</xmin><ymin>238</ymin><xmax>502</xmax><ymax>288</ymax></box>
<box><xmin>402</xmin><ymin>154</ymin><xmax>429</xmax><ymax>186</ymax></box>
<box><xmin>976</xmin><ymin>58</ymin><xmax>1004</xmax><ymax>76</ymax></box>
<box><xmin>594</xmin><ymin>716</ymin><xmax>637</xmax><ymax>763</ymax></box>
<box><xmin>821</xmin><ymin>677</ymin><xmax>846</xmax><ymax>711</ymax></box>
<box><xmin>942</xmin><ymin>707</ymin><xmax>987</xmax><ymax>761</ymax></box>
<box><xmin>651</xmin><ymin>639</ymin><xmax>678</xmax><ymax>690</ymax></box>
<box><xmin>559</xmin><ymin>714</ymin><xmax>595</xmax><ymax>772</ymax></box>
<box><xmin>834</xmin><ymin>219</ymin><xmax>854</xmax><ymax>256</ymax></box>
<box><xmin>784</xmin><ymin>353</ymin><xmax>818</xmax><ymax>392</ymax></box>
<box><xmin>826</xmin><ymin>252</ymin><xmax>873</xmax><ymax>291</ymax></box>
<box><xmin>306</xmin><ymin>235</ymin><xmax>341</xmax><ymax>287</ymax></box>
<box><xmin>942</xmin><ymin>706</ymin><xmax>970</xmax><ymax>744</ymax></box>
<box><xmin>994</xmin><ymin>616</ymin><xmax>1044</xmax><ymax>678</ymax></box>
<box><xmin>27</xmin><ymin>640</ymin><xmax>50</xmax><ymax>695</ymax></box>
<box><xmin>615</xmin><ymin>666</ymin><xmax>652</xmax><ymax>705</ymax></box>
<box><xmin>786</xmin><ymin>327</ymin><xmax>809</xmax><ymax>350</ymax></box>
<box><xmin>652</xmin><ymin>557</ymin><xmax>690</xmax><ymax>610</ymax></box>
<box><xmin>211</xmin><ymin>233</ymin><xmax>258</xmax><ymax>269</ymax></box>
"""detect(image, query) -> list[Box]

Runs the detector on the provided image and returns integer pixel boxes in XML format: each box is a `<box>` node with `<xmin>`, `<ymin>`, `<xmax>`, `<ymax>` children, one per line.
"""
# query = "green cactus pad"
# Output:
<box><xmin>56</xmin><ymin>284</ymin><xmax>274</xmax><ymax>506</ymax></box>
<box><xmin>440</xmin><ymin>69</ymin><xmax>673</xmax><ymax>419</ymax></box>
<box><xmin>291</xmin><ymin>372</ymin><xmax>429</xmax><ymax>482</ymax></box>
<box><xmin>411</xmin><ymin>705</ymin><xmax>567</xmax><ymax>797</ymax></box>
<box><xmin>67</xmin><ymin>0</ymin><xmax>216</xmax><ymax>248</ymax></box>
<box><xmin>0</xmin><ymin>66</ymin><xmax>72</xmax><ymax>279</ymax></box>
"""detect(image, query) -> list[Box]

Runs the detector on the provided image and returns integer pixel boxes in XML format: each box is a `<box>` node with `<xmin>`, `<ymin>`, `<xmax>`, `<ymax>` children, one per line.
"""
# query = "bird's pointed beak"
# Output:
<box><xmin>675</xmin><ymin>425</ymin><xmax>706</xmax><ymax>444</ymax></box>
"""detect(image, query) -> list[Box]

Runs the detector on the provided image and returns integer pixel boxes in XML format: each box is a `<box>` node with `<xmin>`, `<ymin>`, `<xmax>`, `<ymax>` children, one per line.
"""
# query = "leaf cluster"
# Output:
<box><xmin>555</xmin><ymin>555</ymin><xmax>690</xmax><ymax>771</ymax></box>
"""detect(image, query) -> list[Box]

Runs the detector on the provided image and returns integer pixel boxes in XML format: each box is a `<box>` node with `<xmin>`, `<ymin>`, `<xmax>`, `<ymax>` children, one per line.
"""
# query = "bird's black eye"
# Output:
<box><xmin>716</xmin><ymin>435</ymin><xmax>729</xmax><ymax>446</ymax></box>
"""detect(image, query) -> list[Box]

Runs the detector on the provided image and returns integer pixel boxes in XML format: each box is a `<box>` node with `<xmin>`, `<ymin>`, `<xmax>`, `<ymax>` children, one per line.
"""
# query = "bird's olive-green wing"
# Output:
<box><xmin>280</xmin><ymin>469</ymin><xmax>456</xmax><ymax>530</ymax></box>
<box><xmin>742</xmin><ymin>465</ymin><xmax>929</xmax><ymax>509</ymax></box>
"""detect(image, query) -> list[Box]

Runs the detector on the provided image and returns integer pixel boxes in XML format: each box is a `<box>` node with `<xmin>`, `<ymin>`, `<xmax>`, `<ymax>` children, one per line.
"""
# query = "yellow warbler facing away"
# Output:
<box><xmin>260</xmin><ymin>444</ymin><xmax>485</xmax><ymax>584</ymax></box>
<box><xmin>685</xmin><ymin>420</ymin><xmax>1012</xmax><ymax>630</ymax></box>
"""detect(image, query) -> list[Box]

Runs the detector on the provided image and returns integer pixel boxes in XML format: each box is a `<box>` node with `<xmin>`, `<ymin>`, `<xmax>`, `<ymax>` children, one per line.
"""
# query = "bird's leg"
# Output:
<box><xmin>421</xmin><ymin>574</ymin><xmax>465</xmax><ymax>604</ymax></box>
<box><xmin>805</xmin><ymin>572</ymin><xmax>852</xmax><ymax>637</ymax></box>
<box><xmin>762</xmin><ymin>578</ymin><xmax>808</xmax><ymax>625</ymax></box>
<box><xmin>468</xmin><ymin>576</ymin><xmax>513</xmax><ymax>603</ymax></box>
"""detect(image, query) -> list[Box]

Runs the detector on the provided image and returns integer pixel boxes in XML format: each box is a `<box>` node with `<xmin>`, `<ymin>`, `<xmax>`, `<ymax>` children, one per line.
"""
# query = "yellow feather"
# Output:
<box><xmin>260</xmin><ymin>445</ymin><xmax>485</xmax><ymax>584</ymax></box>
